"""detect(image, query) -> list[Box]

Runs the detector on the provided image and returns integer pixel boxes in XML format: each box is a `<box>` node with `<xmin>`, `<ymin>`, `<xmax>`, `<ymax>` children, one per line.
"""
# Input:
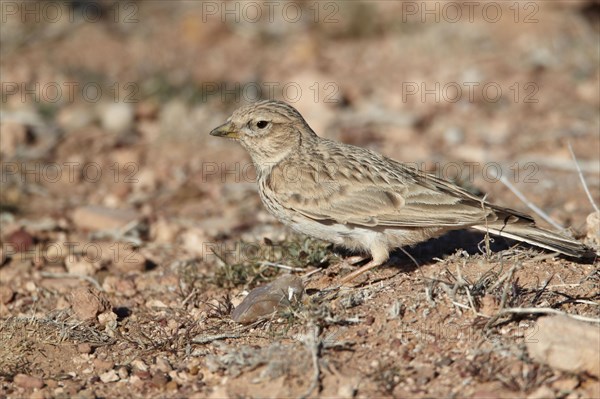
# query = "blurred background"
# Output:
<box><xmin>1</xmin><ymin>2</ymin><xmax>599</xmax><ymax>397</ymax></box>
<box><xmin>1</xmin><ymin>0</ymin><xmax>599</xmax><ymax>263</ymax></box>
<box><xmin>0</xmin><ymin>1</ymin><xmax>600</xmax><ymax>228</ymax></box>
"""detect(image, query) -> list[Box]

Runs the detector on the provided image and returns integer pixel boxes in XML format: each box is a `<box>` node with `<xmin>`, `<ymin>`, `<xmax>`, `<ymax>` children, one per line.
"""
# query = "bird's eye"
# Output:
<box><xmin>256</xmin><ymin>120</ymin><xmax>269</xmax><ymax>129</ymax></box>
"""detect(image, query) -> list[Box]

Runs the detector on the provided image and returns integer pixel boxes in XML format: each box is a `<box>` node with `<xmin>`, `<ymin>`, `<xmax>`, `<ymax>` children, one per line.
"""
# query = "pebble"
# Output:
<box><xmin>528</xmin><ymin>385</ymin><xmax>556</xmax><ymax>399</ymax></box>
<box><xmin>77</xmin><ymin>343</ymin><xmax>93</xmax><ymax>354</ymax></box>
<box><xmin>13</xmin><ymin>373</ymin><xmax>44</xmax><ymax>389</ymax></box>
<box><xmin>337</xmin><ymin>383</ymin><xmax>356</xmax><ymax>399</ymax></box>
<box><xmin>131</xmin><ymin>359</ymin><xmax>148</xmax><ymax>372</ymax></box>
<box><xmin>102</xmin><ymin>276</ymin><xmax>137</xmax><ymax>297</ymax></box>
<box><xmin>443</xmin><ymin>127</ymin><xmax>464</xmax><ymax>145</ymax></box>
<box><xmin>0</xmin><ymin>286</ymin><xmax>14</xmax><ymax>304</ymax></box>
<box><xmin>231</xmin><ymin>275</ymin><xmax>304</xmax><ymax>324</ymax></box>
<box><xmin>93</xmin><ymin>358</ymin><xmax>114</xmax><ymax>372</ymax></box>
<box><xmin>99</xmin><ymin>369</ymin><xmax>119</xmax><ymax>383</ymax></box>
<box><xmin>5</xmin><ymin>228</ymin><xmax>34</xmax><ymax>252</ymax></box>
<box><xmin>69</xmin><ymin>287</ymin><xmax>111</xmax><ymax>321</ymax></box>
<box><xmin>156</xmin><ymin>357</ymin><xmax>172</xmax><ymax>373</ymax></box>
<box><xmin>150</xmin><ymin>218</ymin><xmax>181</xmax><ymax>244</ymax></box>
<box><xmin>97</xmin><ymin>310</ymin><xmax>118</xmax><ymax>329</ymax></box>
<box><xmin>117</xmin><ymin>367</ymin><xmax>129</xmax><ymax>380</ymax></box>
<box><xmin>71</xmin><ymin>205</ymin><xmax>139</xmax><ymax>232</ymax></box>
<box><xmin>151</xmin><ymin>371</ymin><xmax>169</xmax><ymax>387</ymax></box>
<box><xmin>99</xmin><ymin>102</ymin><xmax>135</xmax><ymax>135</ymax></box>
<box><xmin>109</xmin><ymin>242</ymin><xmax>147</xmax><ymax>273</ymax></box>
<box><xmin>181</xmin><ymin>228</ymin><xmax>210</xmax><ymax>257</ymax></box>
<box><xmin>65</xmin><ymin>258</ymin><xmax>96</xmax><ymax>276</ymax></box>
<box><xmin>146</xmin><ymin>299</ymin><xmax>168</xmax><ymax>308</ymax></box>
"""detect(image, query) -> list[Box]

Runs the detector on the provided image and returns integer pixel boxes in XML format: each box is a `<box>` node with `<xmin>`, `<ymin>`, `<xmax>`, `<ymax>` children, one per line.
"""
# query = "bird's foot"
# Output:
<box><xmin>340</xmin><ymin>259</ymin><xmax>382</xmax><ymax>286</ymax></box>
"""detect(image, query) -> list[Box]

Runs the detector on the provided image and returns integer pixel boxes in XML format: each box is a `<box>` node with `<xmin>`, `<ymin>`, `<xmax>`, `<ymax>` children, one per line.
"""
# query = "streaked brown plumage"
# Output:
<box><xmin>210</xmin><ymin>100</ymin><xmax>595</xmax><ymax>282</ymax></box>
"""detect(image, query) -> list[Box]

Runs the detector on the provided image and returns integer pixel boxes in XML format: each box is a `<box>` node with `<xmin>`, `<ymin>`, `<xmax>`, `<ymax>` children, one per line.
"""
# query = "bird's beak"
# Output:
<box><xmin>210</xmin><ymin>122</ymin><xmax>239</xmax><ymax>139</ymax></box>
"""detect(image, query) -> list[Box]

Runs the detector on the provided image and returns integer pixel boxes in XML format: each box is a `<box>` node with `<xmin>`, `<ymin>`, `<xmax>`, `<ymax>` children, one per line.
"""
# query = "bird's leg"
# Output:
<box><xmin>340</xmin><ymin>244</ymin><xmax>389</xmax><ymax>285</ymax></box>
<box><xmin>340</xmin><ymin>259</ymin><xmax>384</xmax><ymax>284</ymax></box>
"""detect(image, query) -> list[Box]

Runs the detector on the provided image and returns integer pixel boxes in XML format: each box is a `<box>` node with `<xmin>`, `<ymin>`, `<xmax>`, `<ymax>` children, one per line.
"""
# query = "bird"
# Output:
<box><xmin>210</xmin><ymin>100</ymin><xmax>595</xmax><ymax>283</ymax></box>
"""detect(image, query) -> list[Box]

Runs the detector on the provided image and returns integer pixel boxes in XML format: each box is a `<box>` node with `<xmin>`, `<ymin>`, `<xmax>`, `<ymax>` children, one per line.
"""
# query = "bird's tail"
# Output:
<box><xmin>472</xmin><ymin>222</ymin><xmax>596</xmax><ymax>259</ymax></box>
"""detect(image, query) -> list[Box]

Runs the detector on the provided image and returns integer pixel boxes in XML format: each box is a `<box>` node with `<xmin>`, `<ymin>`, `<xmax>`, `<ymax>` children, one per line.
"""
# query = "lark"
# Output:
<box><xmin>210</xmin><ymin>100</ymin><xmax>595</xmax><ymax>283</ymax></box>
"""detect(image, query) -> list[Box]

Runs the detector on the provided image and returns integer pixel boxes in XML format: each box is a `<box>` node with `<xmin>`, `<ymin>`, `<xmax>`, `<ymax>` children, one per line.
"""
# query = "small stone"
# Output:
<box><xmin>5</xmin><ymin>228</ymin><xmax>34</xmax><ymax>252</ymax></box>
<box><xmin>73</xmin><ymin>389</ymin><xmax>95</xmax><ymax>399</ymax></box>
<box><xmin>0</xmin><ymin>122</ymin><xmax>28</xmax><ymax>157</ymax></box>
<box><xmin>117</xmin><ymin>367</ymin><xmax>129</xmax><ymax>380</ymax></box>
<box><xmin>99</xmin><ymin>369</ymin><xmax>119</xmax><ymax>383</ymax></box>
<box><xmin>97</xmin><ymin>310</ymin><xmax>118</xmax><ymax>329</ymax></box>
<box><xmin>168</xmin><ymin>370</ymin><xmax>189</xmax><ymax>385</ymax></box>
<box><xmin>65</xmin><ymin>258</ymin><xmax>96</xmax><ymax>276</ymax></box>
<box><xmin>150</xmin><ymin>217</ymin><xmax>181</xmax><ymax>244</ymax></box>
<box><xmin>72</xmin><ymin>205</ymin><xmax>139</xmax><ymax>232</ymax></box>
<box><xmin>586</xmin><ymin>212</ymin><xmax>599</xmax><ymax>246</ymax></box>
<box><xmin>45</xmin><ymin>379</ymin><xmax>58</xmax><ymax>389</ymax></box>
<box><xmin>480</xmin><ymin>295</ymin><xmax>499</xmax><ymax>316</ymax></box>
<box><xmin>13</xmin><ymin>373</ymin><xmax>44</xmax><ymax>389</ymax></box>
<box><xmin>107</xmin><ymin>242</ymin><xmax>147</xmax><ymax>273</ymax></box>
<box><xmin>25</xmin><ymin>281</ymin><xmax>36</xmax><ymax>292</ymax></box>
<box><xmin>133</xmin><ymin>168</ymin><xmax>157</xmax><ymax>194</ymax></box>
<box><xmin>136</xmin><ymin>100</ymin><xmax>159</xmax><ymax>120</ymax></box>
<box><xmin>99</xmin><ymin>102</ymin><xmax>134</xmax><ymax>135</ymax></box>
<box><xmin>156</xmin><ymin>357</ymin><xmax>172</xmax><ymax>373</ymax></box>
<box><xmin>0</xmin><ymin>286</ymin><xmax>14</xmax><ymax>304</ymax></box>
<box><xmin>77</xmin><ymin>343</ymin><xmax>92</xmax><ymax>354</ymax></box>
<box><xmin>528</xmin><ymin>385</ymin><xmax>556</xmax><ymax>399</ymax></box>
<box><xmin>337</xmin><ymin>383</ymin><xmax>356</xmax><ymax>399</ymax></box>
<box><xmin>69</xmin><ymin>288</ymin><xmax>111</xmax><ymax>321</ymax></box>
<box><xmin>231</xmin><ymin>275</ymin><xmax>304</xmax><ymax>324</ymax></box>
<box><xmin>443</xmin><ymin>127</ymin><xmax>464</xmax><ymax>146</ymax></box>
<box><xmin>131</xmin><ymin>359</ymin><xmax>148</xmax><ymax>372</ymax></box>
<box><xmin>134</xmin><ymin>371</ymin><xmax>151</xmax><ymax>380</ymax></box>
<box><xmin>181</xmin><ymin>228</ymin><xmax>210</xmax><ymax>257</ymax></box>
<box><xmin>151</xmin><ymin>372</ymin><xmax>169</xmax><ymax>387</ymax></box>
<box><xmin>102</xmin><ymin>276</ymin><xmax>137</xmax><ymax>296</ymax></box>
<box><xmin>166</xmin><ymin>380</ymin><xmax>179</xmax><ymax>390</ymax></box>
<box><xmin>93</xmin><ymin>359</ymin><xmax>114</xmax><ymax>372</ymax></box>
<box><xmin>146</xmin><ymin>299</ymin><xmax>168</xmax><ymax>308</ymax></box>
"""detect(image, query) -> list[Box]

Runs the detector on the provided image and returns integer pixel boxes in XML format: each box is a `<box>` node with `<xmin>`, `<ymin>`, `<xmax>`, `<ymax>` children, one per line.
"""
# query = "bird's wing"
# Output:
<box><xmin>267</xmin><ymin>156</ymin><xmax>529</xmax><ymax>228</ymax></box>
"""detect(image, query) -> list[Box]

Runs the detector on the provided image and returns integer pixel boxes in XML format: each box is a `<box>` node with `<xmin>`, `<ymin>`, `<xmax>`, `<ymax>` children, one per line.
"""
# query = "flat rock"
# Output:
<box><xmin>72</xmin><ymin>205</ymin><xmax>139</xmax><ymax>231</ymax></box>
<box><xmin>231</xmin><ymin>275</ymin><xmax>304</xmax><ymax>324</ymax></box>
<box><xmin>527</xmin><ymin>316</ymin><xmax>600</xmax><ymax>377</ymax></box>
<box><xmin>13</xmin><ymin>374</ymin><xmax>44</xmax><ymax>389</ymax></box>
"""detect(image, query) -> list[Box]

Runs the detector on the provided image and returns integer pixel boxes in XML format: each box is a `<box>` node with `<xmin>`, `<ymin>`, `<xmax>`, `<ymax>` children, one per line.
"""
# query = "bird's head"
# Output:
<box><xmin>210</xmin><ymin>100</ymin><xmax>316</xmax><ymax>166</ymax></box>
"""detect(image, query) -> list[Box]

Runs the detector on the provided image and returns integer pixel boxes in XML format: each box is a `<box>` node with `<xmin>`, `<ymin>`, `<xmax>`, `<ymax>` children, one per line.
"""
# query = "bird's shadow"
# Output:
<box><xmin>331</xmin><ymin>229</ymin><xmax>515</xmax><ymax>275</ymax></box>
<box><xmin>389</xmin><ymin>230</ymin><xmax>514</xmax><ymax>273</ymax></box>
